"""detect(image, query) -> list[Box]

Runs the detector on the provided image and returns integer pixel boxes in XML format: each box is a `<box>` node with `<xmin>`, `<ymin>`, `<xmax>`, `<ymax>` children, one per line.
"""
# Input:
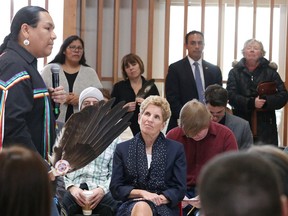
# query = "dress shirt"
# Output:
<box><xmin>64</xmin><ymin>137</ymin><xmax>120</xmax><ymax>194</ymax></box>
<box><xmin>187</xmin><ymin>56</ymin><xmax>205</xmax><ymax>88</ymax></box>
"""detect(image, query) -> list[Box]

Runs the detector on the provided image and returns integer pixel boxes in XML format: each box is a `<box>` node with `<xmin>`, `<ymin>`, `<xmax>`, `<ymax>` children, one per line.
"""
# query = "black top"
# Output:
<box><xmin>111</xmin><ymin>76</ymin><xmax>159</xmax><ymax>135</ymax></box>
<box><xmin>64</xmin><ymin>71</ymin><xmax>78</xmax><ymax>121</ymax></box>
<box><xmin>0</xmin><ymin>40</ymin><xmax>56</xmax><ymax>159</ymax></box>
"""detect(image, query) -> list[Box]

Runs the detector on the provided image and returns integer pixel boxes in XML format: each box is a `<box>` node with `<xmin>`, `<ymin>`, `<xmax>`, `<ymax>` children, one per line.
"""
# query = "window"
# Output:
<box><xmin>169</xmin><ymin>1</ymin><xmax>283</xmax><ymax>82</ymax></box>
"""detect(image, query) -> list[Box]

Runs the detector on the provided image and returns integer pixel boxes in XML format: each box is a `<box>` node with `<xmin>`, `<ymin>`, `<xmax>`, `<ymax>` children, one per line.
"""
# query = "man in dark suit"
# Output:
<box><xmin>205</xmin><ymin>84</ymin><xmax>253</xmax><ymax>149</ymax></box>
<box><xmin>165</xmin><ymin>30</ymin><xmax>222</xmax><ymax>132</ymax></box>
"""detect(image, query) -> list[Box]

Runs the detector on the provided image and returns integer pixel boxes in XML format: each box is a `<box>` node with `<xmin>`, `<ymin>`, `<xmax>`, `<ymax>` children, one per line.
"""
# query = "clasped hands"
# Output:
<box><xmin>133</xmin><ymin>190</ymin><xmax>169</xmax><ymax>206</ymax></box>
<box><xmin>69</xmin><ymin>186</ymin><xmax>105</xmax><ymax>210</ymax></box>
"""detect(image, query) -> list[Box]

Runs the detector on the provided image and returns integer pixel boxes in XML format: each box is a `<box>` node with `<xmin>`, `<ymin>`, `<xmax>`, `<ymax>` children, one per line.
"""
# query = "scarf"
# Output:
<box><xmin>127</xmin><ymin>132</ymin><xmax>171</xmax><ymax>215</ymax></box>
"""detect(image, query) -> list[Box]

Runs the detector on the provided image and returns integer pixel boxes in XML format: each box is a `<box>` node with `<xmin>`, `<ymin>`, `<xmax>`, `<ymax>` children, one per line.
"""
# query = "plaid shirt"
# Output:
<box><xmin>64</xmin><ymin>137</ymin><xmax>120</xmax><ymax>194</ymax></box>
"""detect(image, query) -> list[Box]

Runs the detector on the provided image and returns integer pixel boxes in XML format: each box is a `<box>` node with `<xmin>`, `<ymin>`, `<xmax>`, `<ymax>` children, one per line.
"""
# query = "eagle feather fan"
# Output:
<box><xmin>50</xmin><ymin>98</ymin><xmax>132</xmax><ymax>173</ymax></box>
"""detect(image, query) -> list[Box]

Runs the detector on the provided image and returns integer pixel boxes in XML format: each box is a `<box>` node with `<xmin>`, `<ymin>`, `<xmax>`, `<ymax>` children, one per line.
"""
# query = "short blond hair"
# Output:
<box><xmin>180</xmin><ymin>99</ymin><xmax>211</xmax><ymax>137</ymax></box>
<box><xmin>140</xmin><ymin>95</ymin><xmax>171</xmax><ymax>123</ymax></box>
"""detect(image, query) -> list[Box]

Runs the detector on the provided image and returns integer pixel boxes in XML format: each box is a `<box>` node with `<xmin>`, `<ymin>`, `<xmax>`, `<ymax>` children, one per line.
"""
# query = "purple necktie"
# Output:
<box><xmin>193</xmin><ymin>62</ymin><xmax>205</xmax><ymax>103</ymax></box>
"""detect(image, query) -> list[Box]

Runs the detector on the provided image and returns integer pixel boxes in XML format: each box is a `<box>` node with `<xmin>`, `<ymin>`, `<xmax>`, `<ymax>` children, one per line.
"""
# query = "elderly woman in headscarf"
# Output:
<box><xmin>110</xmin><ymin>95</ymin><xmax>186</xmax><ymax>216</ymax></box>
<box><xmin>226</xmin><ymin>38</ymin><xmax>287</xmax><ymax>146</ymax></box>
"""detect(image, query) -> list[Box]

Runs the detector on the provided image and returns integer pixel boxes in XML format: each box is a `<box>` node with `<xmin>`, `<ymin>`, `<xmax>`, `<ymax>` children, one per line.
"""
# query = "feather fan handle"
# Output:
<box><xmin>136</xmin><ymin>79</ymin><xmax>155</xmax><ymax>98</ymax></box>
<box><xmin>50</xmin><ymin>98</ymin><xmax>132</xmax><ymax>175</ymax></box>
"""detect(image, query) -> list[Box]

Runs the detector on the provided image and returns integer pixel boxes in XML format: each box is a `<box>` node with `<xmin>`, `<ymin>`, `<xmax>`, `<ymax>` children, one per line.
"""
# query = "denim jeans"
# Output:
<box><xmin>51</xmin><ymin>198</ymin><xmax>60</xmax><ymax>216</ymax></box>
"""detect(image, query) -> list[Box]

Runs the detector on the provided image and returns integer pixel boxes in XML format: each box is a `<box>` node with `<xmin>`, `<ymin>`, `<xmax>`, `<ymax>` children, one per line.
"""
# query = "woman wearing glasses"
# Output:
<box><xmin>42</xmin><ymin>35</ymin><xmax>102</xmax><ymax>123</ymax></box>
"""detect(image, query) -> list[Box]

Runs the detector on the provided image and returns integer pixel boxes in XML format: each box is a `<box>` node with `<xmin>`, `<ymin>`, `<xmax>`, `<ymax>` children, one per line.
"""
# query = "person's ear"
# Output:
<box><xmin>281</xmin><ymin>195</ymin><xmax>288</xmax><ymax>216</ymax></box>
<box><xmin>184</xmin><ymin>42</ymin><xmax>188</xmax><ymax>50</ymax></box>
<box><xmin>21</xmin><ymin>23</ymin><xmax>30</xmax><ymax>38</ymax></box>
<box><xmin>160</xmin><ymin>122</ymin><xmax>166</xmax><ymax>131</ymax></box>
<box><xmin>138</xmin><ymin>113</ymin><xmax>141</xmax><ymax>125</ymax></box>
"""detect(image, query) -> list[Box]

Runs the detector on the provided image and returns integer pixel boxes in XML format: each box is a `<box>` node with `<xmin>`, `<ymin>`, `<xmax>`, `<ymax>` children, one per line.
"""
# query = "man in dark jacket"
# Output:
<box><xmin>165</xmin><ymin>30</ymin><xmax>222</xmax><ymax>133</ymax></box>
<box><xmin>205</xmin><ymin>84</ymin><xmax>253</xmax><ymax>149</ymax></box>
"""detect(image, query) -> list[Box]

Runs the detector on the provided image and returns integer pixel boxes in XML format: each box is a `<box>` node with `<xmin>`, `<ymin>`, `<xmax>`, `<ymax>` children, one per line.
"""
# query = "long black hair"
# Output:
<box><xmin>49</xmin><ymin>35</ymin><xmax>89</xmax><ymax>66</ymax></box>
<box><xmin>0</xmin><ymin>6</ymin><xmax>47</xmax><ymax>54</ymax></box>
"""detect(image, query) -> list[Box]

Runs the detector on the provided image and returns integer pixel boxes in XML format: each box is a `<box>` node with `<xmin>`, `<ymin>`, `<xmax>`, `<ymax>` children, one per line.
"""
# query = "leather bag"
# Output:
<box><xmin>252</xmin><ymin>81</ymin><xmax>277</xmax><ymax>137</ymax></box>
<box><xmin>257</xmin><ymin>81</ymin><xmax>277</xmax><ymax>97</ymax></box>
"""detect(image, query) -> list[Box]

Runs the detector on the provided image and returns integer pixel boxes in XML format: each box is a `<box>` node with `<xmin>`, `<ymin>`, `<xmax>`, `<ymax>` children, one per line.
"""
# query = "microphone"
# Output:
<box><xmin>50</xmin><ymin>64</ymin><xmax>60</xmax><ymax>117</ymax></box>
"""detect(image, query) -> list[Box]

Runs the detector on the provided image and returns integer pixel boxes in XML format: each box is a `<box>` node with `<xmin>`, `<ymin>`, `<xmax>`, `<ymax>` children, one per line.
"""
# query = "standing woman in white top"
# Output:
<box><xmin>41</xmin><ymin>35</ymin><xmax>102</xmax><ymax>122</ymax></box>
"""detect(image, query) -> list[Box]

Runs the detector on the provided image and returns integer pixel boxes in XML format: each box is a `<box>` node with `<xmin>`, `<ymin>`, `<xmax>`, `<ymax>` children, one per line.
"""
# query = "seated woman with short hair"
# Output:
<box><xmin>110</xmin><ymin>95</ymin><xmax>186</xmax><ymax>216</ymax></box>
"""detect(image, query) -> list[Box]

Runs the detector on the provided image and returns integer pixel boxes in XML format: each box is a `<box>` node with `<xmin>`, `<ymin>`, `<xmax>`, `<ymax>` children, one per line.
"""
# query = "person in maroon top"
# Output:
<box><xmin>166</xmin><ymin>99</ymin><xmax>238</xmax><ymax>215</ymax></box>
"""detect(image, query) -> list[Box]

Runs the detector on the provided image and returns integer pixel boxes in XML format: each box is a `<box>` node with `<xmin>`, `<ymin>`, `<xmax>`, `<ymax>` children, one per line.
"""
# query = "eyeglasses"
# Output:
<box><xmin>68</xmin><ymin>45</ymin><xmax>84</xmax><ymax>52</ymax></box>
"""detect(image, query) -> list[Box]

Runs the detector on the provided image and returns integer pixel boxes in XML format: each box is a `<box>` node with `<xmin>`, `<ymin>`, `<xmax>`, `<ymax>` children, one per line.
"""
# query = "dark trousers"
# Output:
<box><xmin>62</xmin><ymin>183</ymin><xmax>120</xmax><ymax>216</ymax></box>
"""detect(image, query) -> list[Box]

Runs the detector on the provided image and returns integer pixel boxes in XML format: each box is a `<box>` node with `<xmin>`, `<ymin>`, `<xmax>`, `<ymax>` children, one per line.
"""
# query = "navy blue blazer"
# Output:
<box><xmin>165</xmin><ymin>57</ymin><xmax>222</xmax><ymax>132</ymax></box>
<box><xmin>109</xmin><ymin>137</ymin><xmax>187</xmax><ymax>210</ymax></box>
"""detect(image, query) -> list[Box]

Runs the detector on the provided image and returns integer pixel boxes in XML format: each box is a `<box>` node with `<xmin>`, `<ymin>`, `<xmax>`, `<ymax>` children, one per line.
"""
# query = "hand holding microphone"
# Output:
<box><xmin>50</xmin><ymin>64</ymin><xmax>66</xmax><ymax>117</ymax></box>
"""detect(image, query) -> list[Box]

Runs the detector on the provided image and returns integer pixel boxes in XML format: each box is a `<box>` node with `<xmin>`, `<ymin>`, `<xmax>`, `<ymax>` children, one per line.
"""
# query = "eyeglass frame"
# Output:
<box><xmin>68</xmin><ymin>45</ymin><xmax>84</xmax><ymax>52</ymax></box>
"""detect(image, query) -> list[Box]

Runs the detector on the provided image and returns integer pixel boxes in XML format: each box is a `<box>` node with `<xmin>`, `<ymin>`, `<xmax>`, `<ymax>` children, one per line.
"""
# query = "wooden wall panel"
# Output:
<box><xmin>44</xmin><ymin>0</ymin><xmax>49</xmax><ymax>65</ymax></box>
<box><xmin>80</xmin><ymin>0</ymin><xmax>86</xmax><ymax>39</ymax></box>
<box><xmin>234</xmin><ymin>0</ymin><xmax>239</xmax><ymax>60</ymax></box>
<box><xmin>284</xmin><ymin>2</ymin><xmax>288</xmax><ymax>145</ymax></box>
<box><xmin>10</xmin><ymin>0</ymin><xmax>14</xmax><ymax>21</ymax></box>
<box><xmin>201</xmin><ymin>0</ymin><xmax>205</xmax><ymax>32</ymax></box>
<box><xmin>147</xmin><ymin>0</ymin><xmax>154</xmax><ymax>79</ymax></box>
<box><xmin>131</xmin><ymin>0</ymin><xmax>137</xmax><ymax>54</ymax></box>
<box><xmin>113</xmin><ymin>0</ymin><xmax>120</xmax><ymax>83</ymax></box>
<box><xmin>164</xmin><ymin>0</ymin><xmax>171</xmax><ymax>80</ymax></box>
<box><xmin>269</xmin><ymin>0</ymin><xmax>274</xmax><ymax>61</ymax></box>
<box><xmin>217</xmin><ymin>0</ymin><xmax>223</xmax><ymax>67</ymax></box>
<box><xmin>97</xmin><ymin>0</ymin><xmax>104</xmax><ymax>80</ymax></box>
<box><xmin>182</xmin><ymin>0</ymin><xmax>188</xmax><ymax>57</ymax></box>
<box><xmin>253</xmin><ymin>0</ymin><xmax>257</xmax><ymax>38</ymax></box>
<box><xmin>63</xmin><ymin>0</ymin><xmax>77</xmax><ymax>39</ymax></box>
